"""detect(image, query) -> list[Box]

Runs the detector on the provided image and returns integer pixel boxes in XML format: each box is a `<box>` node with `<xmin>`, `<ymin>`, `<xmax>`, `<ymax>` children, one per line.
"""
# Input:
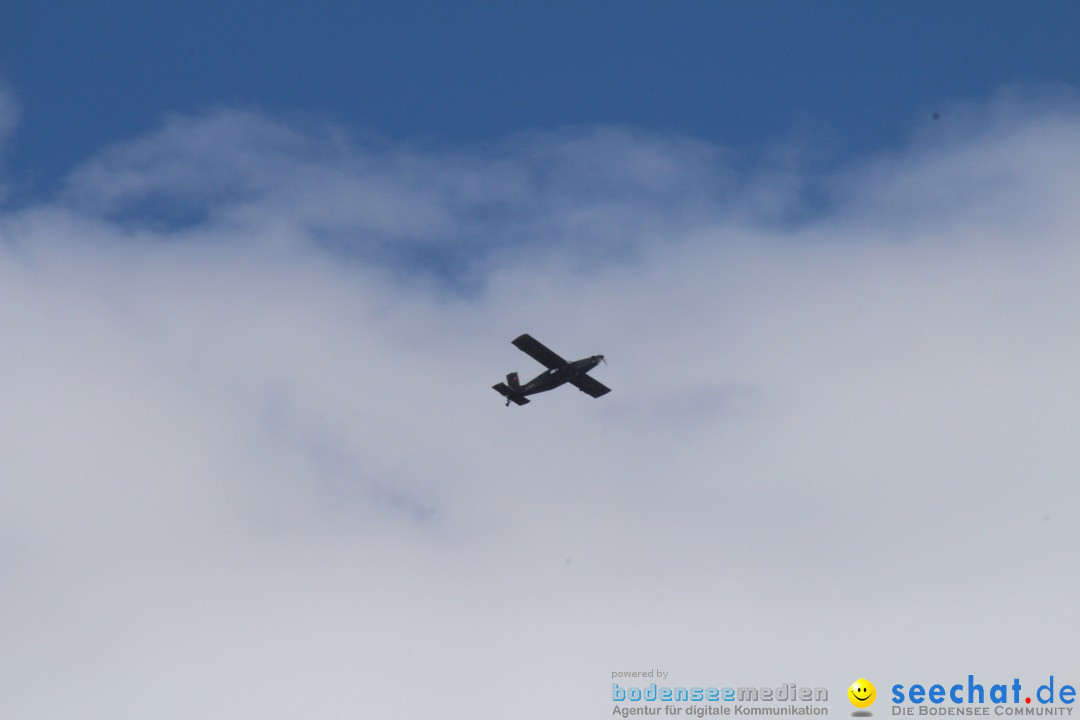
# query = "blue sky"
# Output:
<box><xmin>4</xmin><ymin>2</ymin><xmax>1080</xmax><ymax>194</ymax></box>
<box><xmin>2</xmin><ymin>5</ymin><xmax>1080</xmax><ymax>719</ymax></box>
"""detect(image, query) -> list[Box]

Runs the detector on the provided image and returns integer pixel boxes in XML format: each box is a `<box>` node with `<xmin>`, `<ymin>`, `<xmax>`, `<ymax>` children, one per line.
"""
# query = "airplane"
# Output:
<box><xmin>493</xmin><ymin>333</ymin><xmax>611</xmax><ymax>406</ymax></box>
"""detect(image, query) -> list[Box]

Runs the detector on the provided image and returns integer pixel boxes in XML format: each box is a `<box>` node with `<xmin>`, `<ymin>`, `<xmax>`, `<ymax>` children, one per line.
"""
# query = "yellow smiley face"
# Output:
<box><xmin>848</xmin><ymin>679</ymin><xmax>876</xmax><ymax>708</ymax></box>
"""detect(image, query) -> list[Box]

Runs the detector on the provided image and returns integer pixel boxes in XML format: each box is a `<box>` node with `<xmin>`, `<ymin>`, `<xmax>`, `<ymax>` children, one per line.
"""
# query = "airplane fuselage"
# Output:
<box><xmin>517</xmin><ymin>355</ymin><xmax>604</xmax><ymax>397</ymax></box>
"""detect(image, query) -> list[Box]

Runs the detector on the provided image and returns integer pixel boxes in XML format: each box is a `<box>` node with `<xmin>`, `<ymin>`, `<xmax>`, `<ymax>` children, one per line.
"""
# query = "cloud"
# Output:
<box><xmin>2</xmin><ymin>92</ymin><xmax>1079</xmax><ymax>717</ymax></box>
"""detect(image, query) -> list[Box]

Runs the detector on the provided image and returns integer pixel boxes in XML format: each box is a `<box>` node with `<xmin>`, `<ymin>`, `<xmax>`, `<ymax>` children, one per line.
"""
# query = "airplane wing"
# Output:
<box><xmin>569</xmin><ymin>374</ymin><xmax>611</xmax><ymax>398</ymax></box>
<box><xmin>512</xmin><ymin>334</ymin><xmax>567</xmax><ymax>369</ymax></box>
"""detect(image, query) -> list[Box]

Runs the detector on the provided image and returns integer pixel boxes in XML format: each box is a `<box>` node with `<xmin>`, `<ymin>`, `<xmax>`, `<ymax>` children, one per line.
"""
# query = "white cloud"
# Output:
<box><xmin>1</xmin><ymin>92</ymin><xmax>1079</xmax><ymax>717</ymax></box>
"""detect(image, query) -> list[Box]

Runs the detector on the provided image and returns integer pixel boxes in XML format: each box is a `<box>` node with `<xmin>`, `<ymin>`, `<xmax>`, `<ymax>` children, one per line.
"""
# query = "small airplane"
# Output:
<box><xmin>493</xmin><ymin>333</ymin><xmax>611</xmax><ymax>406</ymax></box>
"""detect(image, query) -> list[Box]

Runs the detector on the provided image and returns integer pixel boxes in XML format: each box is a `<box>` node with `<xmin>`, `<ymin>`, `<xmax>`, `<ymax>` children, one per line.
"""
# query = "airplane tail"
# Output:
<box><xmin>506</xmin><ymin>372</ymin><xmax>520</xmax><ymax>390</ymax></box>
<box><xmin>493</xmin><ymin>382</ymin><xmax>529</xmax><ymax>406</ymax></box>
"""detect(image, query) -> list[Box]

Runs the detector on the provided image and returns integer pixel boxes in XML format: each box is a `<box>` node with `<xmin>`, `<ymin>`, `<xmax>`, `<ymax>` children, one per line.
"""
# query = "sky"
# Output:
<box><xmin>2</xmin><ymin>4</ymin><xmax>1080</xmax><ymax>719</ymax></box>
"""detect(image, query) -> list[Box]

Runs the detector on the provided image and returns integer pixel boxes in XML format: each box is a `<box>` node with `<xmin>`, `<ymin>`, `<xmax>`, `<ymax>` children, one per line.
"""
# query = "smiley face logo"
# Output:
<box><xmin>848</xmin><ymin>678</ymin><xmax>876</xmax><ymax>708</ymax></box>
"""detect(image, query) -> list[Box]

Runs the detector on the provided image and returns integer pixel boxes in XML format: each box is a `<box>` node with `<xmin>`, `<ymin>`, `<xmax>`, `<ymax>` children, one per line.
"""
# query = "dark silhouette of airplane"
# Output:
<box><xmin>493</xmin><ymin>334</ymin><xmax>610</xmax><ymax>406</ymax></box>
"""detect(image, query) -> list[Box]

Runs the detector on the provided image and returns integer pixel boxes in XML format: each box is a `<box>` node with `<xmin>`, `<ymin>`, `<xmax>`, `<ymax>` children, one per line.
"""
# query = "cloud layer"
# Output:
<box><xmin>2</xmin><ymin>90</ymin><xmax>1079</xmax><ymax>717</ymax></box>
